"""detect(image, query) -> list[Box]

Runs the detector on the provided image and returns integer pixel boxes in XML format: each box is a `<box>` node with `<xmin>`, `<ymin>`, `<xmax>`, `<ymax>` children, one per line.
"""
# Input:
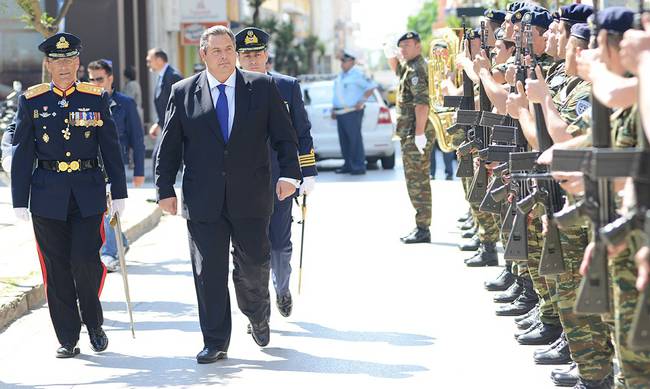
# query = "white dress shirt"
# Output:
<box><xmin>205</xmin><ymin>69</ymin><xmax>299</xmax><ymax>188</ymax></box>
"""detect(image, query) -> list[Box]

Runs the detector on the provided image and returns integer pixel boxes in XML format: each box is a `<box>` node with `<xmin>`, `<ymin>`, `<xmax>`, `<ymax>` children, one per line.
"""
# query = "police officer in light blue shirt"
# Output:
<box><xmin>331</xmin><ymin>50</ymin><xmax>376</xmax><ymax>175</ymax></box>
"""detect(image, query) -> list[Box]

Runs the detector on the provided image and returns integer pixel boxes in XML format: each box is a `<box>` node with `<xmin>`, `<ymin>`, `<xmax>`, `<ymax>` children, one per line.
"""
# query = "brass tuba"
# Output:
<box><xmin>428</xmin><ymin>27</ymin><xmax>464</xmax><ymax>152</ymax></box>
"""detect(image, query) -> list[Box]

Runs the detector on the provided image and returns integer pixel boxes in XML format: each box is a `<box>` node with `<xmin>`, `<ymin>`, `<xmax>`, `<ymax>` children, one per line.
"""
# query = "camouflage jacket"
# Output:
<box><xmin>558</xmin><ymin>78</ymin><xmax>591</xmax><ymax>126</ymax></box>
<box><xmin>396</xmin><ymin>55</ymin><xmax>430</xmax><ymax>136</ymax></box>
<box><xmin>545</xmin><ymin>60</ymin><xmax>566</xmax><ymax>99</ymax></box>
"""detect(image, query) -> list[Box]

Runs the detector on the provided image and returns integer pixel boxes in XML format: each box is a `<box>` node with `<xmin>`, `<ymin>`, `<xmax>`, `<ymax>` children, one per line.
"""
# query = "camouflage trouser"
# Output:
<box><xmin>527</xmin><ymin>218</ymin><xmax>560</xmax><ymax>325</ymax></box>
<box><xmin>610</xmin><ymin>233</ymin><xmax>650</xmax><ymax>389</ymax></box>
<box><xmin>400</xmin><ymin>131</ymin><xmax>434</xmax><ymax>229</ymax></box>
<box><xmin>552</xmin><ymin>226</ymin><xmax>614</xmax><ymax>381</ymax></box>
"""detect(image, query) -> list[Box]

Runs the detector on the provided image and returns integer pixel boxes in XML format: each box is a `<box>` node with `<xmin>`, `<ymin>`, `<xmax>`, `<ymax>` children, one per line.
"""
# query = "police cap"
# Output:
<box><xmin>235</xmin><ymin>27</ymin><xmax>269</xmax><ymax>52</ymax></box>
<box><xmin>38</xmin><ymin>32</ymin><xmax>82</xmax><ymax>59</ymax></box>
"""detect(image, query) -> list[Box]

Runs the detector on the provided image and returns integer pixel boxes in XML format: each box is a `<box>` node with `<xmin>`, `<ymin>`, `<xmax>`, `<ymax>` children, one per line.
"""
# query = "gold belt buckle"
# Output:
<box><xmin>57</xmin><ymin>161</ymin><xmax>69</xmax><ymax>172</ymax></box>
<box><xmin>58</xmin><ymin>160</ymin><xmax>81</xmax><ymax>173</ymax></box>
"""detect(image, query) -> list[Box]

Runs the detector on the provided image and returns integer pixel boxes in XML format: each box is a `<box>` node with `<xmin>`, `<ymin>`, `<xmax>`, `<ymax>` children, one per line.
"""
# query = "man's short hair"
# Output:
<box><xmin>150</xmin><ymin>48</ymin><xmax>168</xmax><ymax>63</ymax></box>
<box><xmin>87</xmin><ymin>59</ymin><xmax>113</xmax><ymax>76</ymax></box>
<box><xmin>200</xmin><ymin>25</ymin><xmax>236</xmax><ymax>53</ymax></box>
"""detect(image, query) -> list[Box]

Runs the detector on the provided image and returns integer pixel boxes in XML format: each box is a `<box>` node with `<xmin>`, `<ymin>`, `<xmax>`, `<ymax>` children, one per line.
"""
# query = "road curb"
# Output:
<box><xmin>0</xmin><ymin>206</ymin><xmax>163</xmax><ymax>332</ymax></box>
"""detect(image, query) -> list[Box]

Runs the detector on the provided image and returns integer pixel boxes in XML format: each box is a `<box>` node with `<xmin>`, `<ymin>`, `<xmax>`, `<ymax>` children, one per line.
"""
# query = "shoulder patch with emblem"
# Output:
<box><xmin>76</xmin><ymin>82</ymin><xmax>104</xmax><ymax>96</ymax></box>
<box><xmin>575</xmin><ymin>99</ymin><xmax>591</xmax><ymax>116</ymax></box>
<box><xmin>24</xmin><ymin>83</ymin><xmax>50</xmax><ymax>100</ymax></box>
<box><xmin>411</xmin><ymin>76</ymin><xmax>419</xmax><ymax>86</ymax></box>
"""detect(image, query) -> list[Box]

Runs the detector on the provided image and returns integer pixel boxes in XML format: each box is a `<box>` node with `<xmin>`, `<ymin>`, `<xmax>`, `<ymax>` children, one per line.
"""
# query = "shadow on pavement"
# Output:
<box><xmin>274</xmin><ymin>322</ymin><xmax>435</xmax><ymax>347</ymax></box>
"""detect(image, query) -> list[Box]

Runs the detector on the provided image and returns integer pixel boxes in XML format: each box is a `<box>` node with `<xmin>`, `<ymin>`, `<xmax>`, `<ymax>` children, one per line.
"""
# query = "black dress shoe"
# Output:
<box><xmin>459</xmin><ymin>236</ymin><xmax>480</xmax><ymax>251</ymax></box>
<box><xmin>465</xmin><ymin>243</ymin><xmax>498</xmax><ymax>267</ymax></box>
<box><xmin>335</xmin><ymin>168</ymin><xmax>350</xmax><ymax>174</ymax></box>
<box><xmin>514</xmin><ymin>318</ymin><xmax>541</xmax><ymax>338</ymax></box>
<box><xmin>514</xmin><ymin>305</ymin><xmax>539</xmax><ymax>323</ymax></box>
<box><xmin>250</xmin><ymin>320</ymin><xmax>270</xmax><ymax>347</ymax></box>
<box><xmin>551</xmin><ymin>363</ymin><xmax>578</xmax><ymax>387</ymax></box>
<box><xmin>400</xmin><ymin>227</ymin><xmax>431</xmax><ymax>244</ymax></box>
<box><xmin>517</xmin><ymin>322</ymin><xmax>563</xmax><ymax>345</ymax></box>
<box><xmin>88</xmin><ymin>327</ymin><xmax>108</xmax><ymax>352</ymax></box>
<box><xmin>573</xmin><ymin>375</ymin><xmax>613</xmax><ymax>389</ymax></box>
<box><xmin>56</xmin><ymin>343</ymin><xmax>80</xmax><ymax>358</ymax></box>
<box><xmin>461</xmin><ymin>227</ymin><xmax>478</xmax><ymax>239</ymax></box>
<box><xmin>534</xmin><ymin>332</ymin><xmax>564</xmax><ymax>355</ymax></box>
<box><xmin>484</xmin><ymin>268</ymin><xmax>516</xmax><ymax>291</ymax></box>
<box><xmin>196</xmin><ymin>347</ymin><xmax>227</xmax><ymax>364</ymax></box>
<box><xmin>534</xmin><ymin>335</ymin><xmax>572</xmax><ymax>365</ymax></box>
<box><xmin>276</xmin><ymin>292</ymin><xmax>293</xmax><ymax>317</ymax></box>
<box><xmin>494</xmin><ymin>279</ymin><xmax>523</xmax><ymax>303</ymax></box>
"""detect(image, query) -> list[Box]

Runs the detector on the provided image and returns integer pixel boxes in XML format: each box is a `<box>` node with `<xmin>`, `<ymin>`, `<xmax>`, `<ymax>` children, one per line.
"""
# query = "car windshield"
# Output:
<box><xmin>303</xmin><ymin>83</ymin><xmax>376</xmax><ymax>106</ymax></box>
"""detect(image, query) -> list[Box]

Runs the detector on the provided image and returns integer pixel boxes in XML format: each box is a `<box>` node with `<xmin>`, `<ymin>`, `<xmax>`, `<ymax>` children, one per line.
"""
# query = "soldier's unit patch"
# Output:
<box><xmin>575</xmin><ymin>99</ymin><xmax>591</xmax><ymax>116</ymax></box>
<box><xmin>411</xmin><ymin>76</ymin><xmax>419</xmax><ymax>86</ymax></box>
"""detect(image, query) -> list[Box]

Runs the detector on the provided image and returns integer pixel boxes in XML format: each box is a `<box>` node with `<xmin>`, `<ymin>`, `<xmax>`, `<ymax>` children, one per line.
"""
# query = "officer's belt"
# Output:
<box><xmin>333</xmin><ymin>106</ymin><xmax>363</xmax><ymax>115</ymax></box>
<box><xmin>38</xmin><ymin>159</ymin><xmax>99</xmax><ymax>173</ymax></box>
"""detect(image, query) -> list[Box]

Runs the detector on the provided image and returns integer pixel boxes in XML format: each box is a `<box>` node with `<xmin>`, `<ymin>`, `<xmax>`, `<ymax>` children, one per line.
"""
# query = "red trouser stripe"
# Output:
<box><xmin>34</xmin><ymin>240</ymin><xmax>48</xmax><ymax>302</ymax></box>
<box><xmin>97</xmin><ymin>213</ymin><xmax>107</xmax><ymax>297</ymax></box>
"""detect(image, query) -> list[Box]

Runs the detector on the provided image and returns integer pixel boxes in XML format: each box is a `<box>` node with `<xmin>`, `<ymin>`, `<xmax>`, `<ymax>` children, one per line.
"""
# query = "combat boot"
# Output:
<box><xmin>484</xmin><ymin>268</ymin><xmax>516</xmax><ymax>291</ymax></box>
<box><xmin>459</xmin><ymin>218</ymin><xmax>475</xmax><ymax>230</ymax></box>
<box><xmin>400</xmin><ymin>227</ymin><xmax>431</xmax><ymax>244</ymax></box>
<box><xmin>551</xmin><ymin>363</ymin><xmax>578</xmax><ymax>387</ymax></box>
<box><xmin>534</xmin><ymin>334</ymin><xmax>572</xmax><ymax>365</ymax></box>
<box><xmin>573</xmin><ymin>375</ymin><xmax>613</xmax><ymax>389</ymax></box>
<box><xmin>514</xmin><ymin>315</ymin><xmax>541</xmax><ymax>337</ymax></box>
<box><xmin>534</xmin><ymin>332</ymin><xmax>564</xmax><ymax>355</ymax></box>
<box><xmin>514</xmin><ymin>304</ymin><xmax>539</xmax><ymax>323</ymax></box>
<box><xmin>465</xmin><ymin>242</ymin><xmax>498</xmax><ymax>267</ymax></box>
<box><xmin>495</xmin><ymin>278</ymin><xmax>538</xmax><ymax>316</ymax></box>
<box><xmin>493</xmin><ymin>279</ymin><xmax>523</xmax><ymax>303</ymax></box>
<box><xmin>517</xmin><ymin>309</ymin><xmax>541</xmax><ymax>330</ymax></box>
<box><xmin>457</xmin><ymin>210</ymin><xmax>471</xmax><ymax>222</ymax></box>
<box><xmin>517</xmin><ymin>322</ymin><xmax>563</xmax><ymax>345</ymax></box>
<box><xmin>459</xmin><ymin>236</ymin><xmax>480</xmax><ymax>251</ymax></box>
<box><xmin>461</xmin><ymin>226</ymin><xmax>478</xmax><ymax>238</ymax></box>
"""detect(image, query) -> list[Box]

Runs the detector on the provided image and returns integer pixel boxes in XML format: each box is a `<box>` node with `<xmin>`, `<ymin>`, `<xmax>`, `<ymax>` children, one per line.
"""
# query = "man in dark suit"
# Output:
<box><xmin>11</xmin><ymin>33</ymin><xmax>127</xmax><ymax>358</ymax></box>
<box><xmin>155</xmin><ymin>25</ymin><xmax>301</xmax><ymax>364</ymax></box>
<box><xmin>235</xmin><ymin>27</ymin><xmax>316</xmax><ymax>318</ymax></box>
<box><xmin>146</xmin><ymin>48</ymin><xmax>182</xmax><ymax>179</ymax></box>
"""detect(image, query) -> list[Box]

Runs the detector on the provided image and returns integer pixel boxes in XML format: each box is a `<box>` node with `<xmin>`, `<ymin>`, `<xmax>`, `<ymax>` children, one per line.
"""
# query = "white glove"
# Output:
<box><xmin>299</xmin><ymin>176</ymin><xmax>316</xmax><ymax>196</ymax></box>
<box><xmin>414</xmin><ymin>134</ymin><xmax>427</xmax><ymax>154</ymax></box>
<box><xmin>111</xmin><ymin>198</ymin><xmax>126</xmax><ymax>217</ymax></box>
<box><xmin>383</xmin><ymin>42</ymin><xmax>398</xmax><ymax>59</ymax></box>
<box><xmin>1</xmin><ymin>156</ymin><xmax>12</xmax><ymax>173</ymax></box>
<box><xmin>14</xmin><ymin>207</ymin><xmax>30</xmax><ymax>222</ymax></box>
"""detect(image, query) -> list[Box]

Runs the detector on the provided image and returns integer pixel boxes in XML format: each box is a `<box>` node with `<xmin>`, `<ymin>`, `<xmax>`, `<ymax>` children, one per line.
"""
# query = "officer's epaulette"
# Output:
<box><xmin>76</xmin><ymin>82</ymin><xmax>104</xmax><ymax>96</ymax></box>
<box><xmin>24</xmin><ymin>83</ymin><xmax>50</xmax><ymax>100</ymax></box>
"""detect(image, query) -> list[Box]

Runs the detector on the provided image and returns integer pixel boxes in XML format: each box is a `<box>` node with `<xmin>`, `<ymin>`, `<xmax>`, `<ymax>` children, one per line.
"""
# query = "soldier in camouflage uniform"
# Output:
<box><xmin>388</xmin><ymin>31</ymin><xmax>434</xmax><ymax>244</ymax></box>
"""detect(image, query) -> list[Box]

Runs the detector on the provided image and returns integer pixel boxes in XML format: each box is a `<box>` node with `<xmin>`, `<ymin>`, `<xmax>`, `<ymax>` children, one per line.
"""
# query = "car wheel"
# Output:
<box><xmin>381</xmin><ymin>154</ymin><xmax>395</xmax><ymax>170</ymax></box>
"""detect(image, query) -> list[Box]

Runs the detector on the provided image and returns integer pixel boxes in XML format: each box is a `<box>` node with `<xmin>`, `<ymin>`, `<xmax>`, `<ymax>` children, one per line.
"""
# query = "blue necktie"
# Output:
<box><xmin>215</xmin><ymin>84</ymin><xmax>229</xmax><ymax>143</ymax></box>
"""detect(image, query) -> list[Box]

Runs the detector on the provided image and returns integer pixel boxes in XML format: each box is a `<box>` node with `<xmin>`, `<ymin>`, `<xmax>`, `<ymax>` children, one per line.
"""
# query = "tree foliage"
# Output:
<box><xmin>406</xmin><ymin>0</ymin><xmax>438</xmax><ymax>57</ymax></box>
<box><xmin>15</xmin><ymin>0</ymin><xmax>74</xmax><ymax>38</ymax></box>
<box><xmin>247</xmin><ymin>0</ymin><xmax>266</xmax><ymax>26</ymax></box>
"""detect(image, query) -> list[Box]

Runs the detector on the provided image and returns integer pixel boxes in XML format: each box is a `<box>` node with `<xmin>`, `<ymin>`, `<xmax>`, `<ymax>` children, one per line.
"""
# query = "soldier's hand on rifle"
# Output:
<box><xmin>472</xmin><ymin>49</ymin><xmax>491</xmax><ymax>74</ymax></box>
<box><xmin>524</xmin><ymin>66</ymin><xmax>549</xmax><ymax>104</ymax></box>
<box><xmin>505</xmin><ymin>64</ymin><xmax>517</xmax><ymax>86</ymax></box>
<box><xmin>506</xmin><ymin>81</ymin><xmax>528</xmax><ymax>119</ymax></box>
<box><xmin>158</xmin><ymin>197</ymin><xmax>178</xmax><ymax>215</ymax></box>
<box><xmin>13</xmin><ymin>207</ymin><xmax>30</xmax><ymax>222</ymax></box>
<box><xmin>606</xmin><ymin>239</ymin><xmax>629</xmax><ymax>257</ymax></box>
<box><xmin>111</xmin><ymin>198</ymin><xmax>126</xmax><ymax>217</ymax></box>
<box><xmin>580</xmin><ymin>241</ymin><xmax>596</xmax><ymax>276</ymax></box>
<box><xmin>541</xmin><ymin>214</ymin><xmax>549</xmax><ymax>235</ymax></box>
<box><xmin>620</xmin><ymin>14</ymin><xmax>650</xmax><ymax>75</ymax></box>
<box><xmin>537</xmin><ymin>147</ymin><xmax>554</xmax><ymax>165</ymax></box>
<box><xmin>555</xmin><ymin>173</ymin><xmax>584</xmax><ymax>195</ymax></box>
<box><xmin>634</xmin><ymin>246</ymin><xmax>650</xmax><ymax>291</ymax></box>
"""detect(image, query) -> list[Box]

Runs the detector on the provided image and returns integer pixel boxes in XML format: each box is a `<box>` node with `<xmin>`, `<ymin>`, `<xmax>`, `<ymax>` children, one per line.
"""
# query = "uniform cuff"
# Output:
<box><xmin>278</xmin><ymin>177</ymin><xmax>300</xmax><ymax>188</ymax></box>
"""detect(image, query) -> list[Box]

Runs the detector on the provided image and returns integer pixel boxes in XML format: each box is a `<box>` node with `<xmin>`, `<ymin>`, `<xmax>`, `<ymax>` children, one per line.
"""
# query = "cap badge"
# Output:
<box><xmin>56</xmin><ymin>37</ymin><xmax>70</xmax><ymax>50</ymax></box>
<box><xmin>245</xmin><ymin>31</ymin><xmax>259</xmax><ymax>45</ymax></box>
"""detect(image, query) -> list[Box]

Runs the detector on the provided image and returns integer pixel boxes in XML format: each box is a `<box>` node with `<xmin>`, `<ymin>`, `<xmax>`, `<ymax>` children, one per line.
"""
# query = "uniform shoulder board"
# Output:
<box><xmin>24</xmin><ymin>83</ymin><xmax>50</xmax><ymax>100</ymax></box>
<box><xmin>76</xmin><ymin>82</ymin><xmax>104</xmax><ymax>96</ymax></box>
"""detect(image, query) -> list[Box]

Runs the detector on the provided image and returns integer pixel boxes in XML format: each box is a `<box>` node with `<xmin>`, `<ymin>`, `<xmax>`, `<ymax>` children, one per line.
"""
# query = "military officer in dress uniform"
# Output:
<box><xmin>234</xmin><ymin>27</ymin><xmax>317</xmax><ymax>317</ymax></box>
<box><xmin>10</xmin><ymin>32</ymin><xmax>127</xmax><ymax>358</ymax></box>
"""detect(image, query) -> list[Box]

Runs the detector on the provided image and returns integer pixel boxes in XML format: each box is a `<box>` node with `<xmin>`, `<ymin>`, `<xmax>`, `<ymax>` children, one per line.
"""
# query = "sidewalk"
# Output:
<box><xmin>0</xmin><ymin>186</ymin><xmax>163</xmax><ymax>331</ymax></box>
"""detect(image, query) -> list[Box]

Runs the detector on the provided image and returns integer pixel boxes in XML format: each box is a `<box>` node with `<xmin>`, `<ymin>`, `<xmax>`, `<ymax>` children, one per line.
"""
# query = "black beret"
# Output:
<box><xmin>597</xmin><ymin>7</ymin><xmax>635</xmax><ymax>34</ymax></box>
<box><xmin>397</xmin><ymin>31</ymin><xmax>421</xmax><ymax>46</ymax></box>
<box><xmin>235</xmin><ymin>27</ymin><xmax>269</xmax><ymax>52</ymax></box>
<box><xmin>570</xmin><ymin>23</ymin><xmax>591</xmax><ymax>42</ymax></box>
<box><xmin>559</xmin><ymin>4</ymin><xmax>594</xmax><ymax>24</ymax></box>
<box><xmin>485</xmin><ymin>9</ymin><xmax>506</xmax><ymax>23</ymax></box>
<box><xmin>522</xmin><ymin>10</ymin><xmax>553</xmax><ymax>29</ymax></box>
<box><xmin>38</xmin><ymin>32</ymin><xmax>81</xmax><ymax>58</ymax></box>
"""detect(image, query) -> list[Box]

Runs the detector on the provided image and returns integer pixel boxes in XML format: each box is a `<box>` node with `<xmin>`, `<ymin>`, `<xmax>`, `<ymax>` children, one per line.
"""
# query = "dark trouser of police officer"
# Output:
<box><xmin>430</xmin><ymin>140</ymin><xmax>455</xmax><ymax>180</ymax></box>
<box><xmin>335</xmin><ymin>109</ymin><xmax>366</xmax><ymax>175</ymax></box>
<box><xmin>32</xmin><ymin>196</ymin><xmax>109</xmax><ymax>358</ymax></box>
<box><xmin>269</xmin><ymin>183</ymin><xmax>294</xmax><ymax>317</ymax></box>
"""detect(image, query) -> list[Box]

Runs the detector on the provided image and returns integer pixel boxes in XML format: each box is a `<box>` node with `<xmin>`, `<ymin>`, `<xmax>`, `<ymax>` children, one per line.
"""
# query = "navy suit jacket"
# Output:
<box><xmin>269</xmin><ymin>72</ymin><xmax>317</xmax><ymax>179</ymax></box>
<box><xmin>111</xmin><ymin>92</ymin><xmax>145</xmax><ymax>177</ymax></box>
<box><xmin>11</xmin><ymin>83</ymin><xmax>127</xmax><ymax>221</ymax></box>
<box><xmin>154</xmin><ymin>65</ymin><xmax>183</xmax><ymax>127</ymax></box>
<box><xmin>155</xmin><ymin>69</ymin><xmax>301</xmax><ymax>222</ymax></box>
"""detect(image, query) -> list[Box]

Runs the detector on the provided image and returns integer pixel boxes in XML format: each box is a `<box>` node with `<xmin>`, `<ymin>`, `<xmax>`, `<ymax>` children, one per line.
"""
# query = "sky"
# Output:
<box><xmin>351</xmin><ymin>0</ymin><xmax>426</xmax><ymax>50</ymax></box>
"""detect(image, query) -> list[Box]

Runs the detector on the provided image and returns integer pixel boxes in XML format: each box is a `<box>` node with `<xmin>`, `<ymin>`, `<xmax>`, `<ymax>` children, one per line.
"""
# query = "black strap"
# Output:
<box><xmin>38</xmin><ymin>159</ymin><xmax>99</xmax><ymax>172</ymax></box>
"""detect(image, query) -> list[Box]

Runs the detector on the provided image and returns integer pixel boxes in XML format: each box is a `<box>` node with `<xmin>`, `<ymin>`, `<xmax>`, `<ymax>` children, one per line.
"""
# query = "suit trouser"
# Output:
<box><xmin>336</xmin><ymin>109</ymin><xmax>365</xmax><ymax>172</ymax></box>
<box><xmin>32</xmin><ymin>196</ymin><xmax>106</xmax><ymax>346</ymax></box>
<box><xmin>269</xmin><ymin>194</ymin><xmax>293</xmax><ymax>297</ymax></box>
<box><xmin>187</xmin><ymin>209</ymin><xmax>271</xmax><ymax>350</ymax></box>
